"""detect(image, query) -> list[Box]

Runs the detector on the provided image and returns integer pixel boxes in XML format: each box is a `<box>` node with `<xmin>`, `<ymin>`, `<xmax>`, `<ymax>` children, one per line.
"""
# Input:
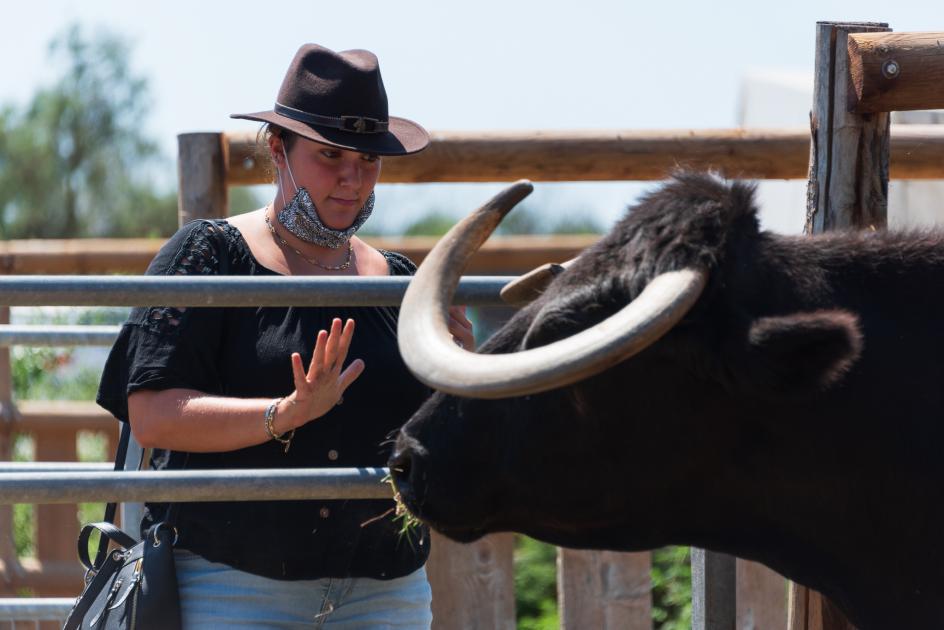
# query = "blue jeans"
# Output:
<box><xmin>174</xmin><ymin>549</ymin><xmax>433</xmax><ymax>629</ymax></box>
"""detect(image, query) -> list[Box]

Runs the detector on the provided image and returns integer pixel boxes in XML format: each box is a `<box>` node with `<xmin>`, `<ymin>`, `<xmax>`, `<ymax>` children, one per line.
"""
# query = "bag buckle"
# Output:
<box><xmin>151</xmin><ymin>521</ymin><xmax>179</xmax><ymax>547</ymax></box>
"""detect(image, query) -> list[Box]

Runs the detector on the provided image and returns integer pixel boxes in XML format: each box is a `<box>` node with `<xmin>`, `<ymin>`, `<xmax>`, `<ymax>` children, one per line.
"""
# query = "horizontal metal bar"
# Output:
<box><xmin>0</xmin><ymin>598</ymin><xmax>74</xmax><ymax>621</ymax></box>
<box><xmin>0</xmin><ymin>462</ymin><xmax>113</xmax><ymax>472</ymax></box>
<box><xmin>0</xmin><ymin>467</ymin><xmax>392</xmax><ymax>504</ymax></box>
<box><xmin>0</xmin><ymin>276</ymin><xmax>513</xmax><ymax>307</ymax></box>
<box><xmin>0</xmin><ymin>324</ymin><xmax>119</xmax><ymax>346</ymax></box>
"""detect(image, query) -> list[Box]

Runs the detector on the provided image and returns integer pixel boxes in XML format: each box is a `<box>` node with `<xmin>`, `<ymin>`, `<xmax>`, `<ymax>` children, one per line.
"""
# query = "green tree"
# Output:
<box><xmin>0</xmin><ymin>24</ymin><xmax>181</xmax><ymax>238</ymax></box>
<box><xmin>399</xmin><ymin>204</ymin><xmax>603</xmax><ymax>238</ymax></box>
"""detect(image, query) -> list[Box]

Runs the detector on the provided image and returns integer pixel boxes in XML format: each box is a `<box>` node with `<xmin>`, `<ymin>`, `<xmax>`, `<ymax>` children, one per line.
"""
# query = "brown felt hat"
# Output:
<box><xmin>232</xmin><ymin>44</ymin><xmax>429</xmax><ymax>156</ymax></box>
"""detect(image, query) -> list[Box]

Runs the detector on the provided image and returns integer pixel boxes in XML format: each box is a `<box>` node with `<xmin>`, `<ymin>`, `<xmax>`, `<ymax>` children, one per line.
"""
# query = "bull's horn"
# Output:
<box><xmin>398</xmin><ymin>181</ymin><xmax>708</xmax><ymax>399</ymax></box>
<box><xmin>499</xmin><ymin>257</ymin><xmax>577</xmax><ymax>306</ymax></box>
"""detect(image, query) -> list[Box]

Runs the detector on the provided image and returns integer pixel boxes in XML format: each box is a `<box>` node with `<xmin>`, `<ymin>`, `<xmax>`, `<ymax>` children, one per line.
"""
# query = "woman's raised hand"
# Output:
<box><xmin>281</xmin><ymin>318</ymin><xmax>365</xmax><ymax>430</ymax></box>
<box><xmin>448</xmin><ymin>306</ymin><xmax>475</xmax><ymax>350</ymax></box>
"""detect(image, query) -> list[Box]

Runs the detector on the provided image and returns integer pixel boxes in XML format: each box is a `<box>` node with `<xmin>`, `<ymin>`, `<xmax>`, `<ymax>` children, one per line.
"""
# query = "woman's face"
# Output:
<box><xmin>275</xmin><ymin>135</ymin><xmax>382</xmax><ymax>231</ymax></box>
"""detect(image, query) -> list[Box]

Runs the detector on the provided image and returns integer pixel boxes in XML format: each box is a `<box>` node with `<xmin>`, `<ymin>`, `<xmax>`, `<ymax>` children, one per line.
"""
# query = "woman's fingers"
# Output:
<box><xmin>448</xmin><ymin>306</ymin><xmax>473</xmax><ymax>331</ymax></box>
<box><xmin>309</xmin><ymin>329</ymin><xmax>328</xmax><ymax>381</ymax></box>
<box><xmin>334</xmin><ymin>319</ymin><xmax>356</xmax><ymax>370</ymax></box>
<box><xmin>291</xmin><ymin>352</ymin><xmax>308</xmax><ymax>392</ymax></box>
<box><xmin>447</xmin><ymin>306</ymin><xmax>475</xmax><ymax>350</ymax></box>
<box><xmin>323</xmin><ymin>318</ymin><xmax>343</xmax><ymax>370</ymax></box>
<box><xmin>337</xmin><ymin>358</ymin><xmax>366</xmax><ymax>394</ymax></box>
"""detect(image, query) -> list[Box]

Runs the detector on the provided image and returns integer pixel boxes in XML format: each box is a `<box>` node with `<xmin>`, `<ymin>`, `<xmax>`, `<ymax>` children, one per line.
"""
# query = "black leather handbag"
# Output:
<box><xmin>62</xmin><ymin>425</ymin><xmax>184</xmax><ymax>630</ymax></box>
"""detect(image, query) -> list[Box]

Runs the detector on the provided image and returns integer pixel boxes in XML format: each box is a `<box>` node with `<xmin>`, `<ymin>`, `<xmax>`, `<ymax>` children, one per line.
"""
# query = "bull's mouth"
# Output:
<box><xmin>390</xmin><ymin>459</ymin><xmax>492</xmax><ymax>543</ymax></box>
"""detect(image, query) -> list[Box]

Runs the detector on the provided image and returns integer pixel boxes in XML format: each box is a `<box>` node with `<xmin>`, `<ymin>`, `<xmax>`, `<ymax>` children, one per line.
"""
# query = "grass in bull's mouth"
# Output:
<box><xmin>361</xmin><ymin>474</ymin><xmax>425</xmax><ymax>549</ymax></box>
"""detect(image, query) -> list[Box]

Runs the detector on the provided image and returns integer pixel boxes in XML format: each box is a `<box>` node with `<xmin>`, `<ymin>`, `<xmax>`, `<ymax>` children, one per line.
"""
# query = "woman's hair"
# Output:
<box><xmin>256</xmin><ymin>123</ymin><xmax>299</xmax><ymax>183</ymax></box>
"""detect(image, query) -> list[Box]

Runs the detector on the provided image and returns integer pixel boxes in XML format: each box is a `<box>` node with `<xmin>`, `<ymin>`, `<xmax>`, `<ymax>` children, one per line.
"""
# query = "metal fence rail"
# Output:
<box><xmin>0</xmin><ymin>324</ymin><xmax>119</xmax><ymax>346</ymax></box>
<box><xmin>0</xmin><ymin>276</ymin><xmax>513</xmax><ymax>307</ymax></box>
<box><xmin>0</xmin><ymin>598</ymin><xmax>74</xmax><ymax>622</ymax></box>
<box><xmin>0</xmin><ymin>462</ymin><xmax>113</xmax><ymax>473</ymax></box>
<box><xmin>0</xmin><ymin>468</ymin><xmax>391</xmax><ymax>504</ymax></box>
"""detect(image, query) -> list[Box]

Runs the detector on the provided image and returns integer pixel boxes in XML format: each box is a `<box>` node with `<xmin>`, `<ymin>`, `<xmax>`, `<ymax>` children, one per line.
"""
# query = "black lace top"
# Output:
<box><xmin>96</xmin><ymin>220</ymin><xmax>431</xmax><ymax>580</ymax></box>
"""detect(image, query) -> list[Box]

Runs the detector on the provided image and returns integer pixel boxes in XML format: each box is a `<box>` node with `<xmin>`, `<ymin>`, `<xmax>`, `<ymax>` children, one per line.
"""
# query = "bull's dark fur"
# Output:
<box><xmin>392</xmin><ymin>172</ymin><xmax>944</xmax><ymax>628</ymax></box>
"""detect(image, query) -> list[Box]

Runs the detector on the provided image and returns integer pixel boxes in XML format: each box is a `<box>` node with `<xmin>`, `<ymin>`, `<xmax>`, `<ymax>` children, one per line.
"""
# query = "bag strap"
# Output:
<box><xmin>78</xmin><ymin>521</ymin><xmax>138</xmax><ymax>572</ymax></box>
<box><xmin>88</xmin><ymin>424</ymin><xmax>137</xmax><ymax>569</ymax></box>
<box><xmin>87</xmin><ymin>219</ymin><xmax>228</xmax><ymax>569</ymax></box>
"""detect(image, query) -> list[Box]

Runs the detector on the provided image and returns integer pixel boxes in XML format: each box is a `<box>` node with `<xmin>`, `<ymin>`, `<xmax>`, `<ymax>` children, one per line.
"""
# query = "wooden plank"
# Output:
<box><xmin>426</xmin><ymin>531</ymin><xmax>515</xmax><ymax>630</ymax></box>
<box><xmin>558</xmin><ymin>549</ymin><xmax>651</xmax><ymax>629</ymax></box>
<box><xmin>33</xmin><ymin>429</ymin><xmax>77</xmax><ymax>597</ymax></box>
<box><xmin>177</xmin><ymin>132</ymin><xmax>228</xmax><ymax>223</ymax></box>
<box><xmin>0</xmin><ymin>235</ymin><xmax>598</xmax><ymax>275</ymax></box>
<box><xmin>225</xmin><ymin>126</ymin><xmax>944</xmax><ymax>185</ymax></box>
<box><xmin>848</xmin><ymin>31</ymin><xmax>944</xmax><ymax>113</ymax></box>
<box><xmin>737</xmin><ymin>559</ymin><xmax>787</xmax><ymax>630</ymax></box>
<box><xmin>13</xmin><ymin>401</ymin><xmax>117</xmax><ymax>434</ymax></box>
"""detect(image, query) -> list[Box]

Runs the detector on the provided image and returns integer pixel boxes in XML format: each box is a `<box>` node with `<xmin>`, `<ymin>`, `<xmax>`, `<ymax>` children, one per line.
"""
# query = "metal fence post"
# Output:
<box><xmin>692</xmin><ymin>548</ymin><xmax>736</xmax><ymax>630</ymax></box>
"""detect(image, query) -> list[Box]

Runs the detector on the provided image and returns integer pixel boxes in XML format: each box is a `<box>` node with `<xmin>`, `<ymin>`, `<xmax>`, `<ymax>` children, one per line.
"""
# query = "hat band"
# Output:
<box><xmin>274</xmin><ymin>102</ymin><xmax>389</xmax><ymax>134</ymax></box>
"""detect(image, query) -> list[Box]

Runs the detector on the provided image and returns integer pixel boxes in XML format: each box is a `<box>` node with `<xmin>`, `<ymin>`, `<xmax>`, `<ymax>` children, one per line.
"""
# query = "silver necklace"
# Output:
<box><xmin>265</xmin><ymin>211</ymin><xmax>353</xmax><ymax>271</ymax></box>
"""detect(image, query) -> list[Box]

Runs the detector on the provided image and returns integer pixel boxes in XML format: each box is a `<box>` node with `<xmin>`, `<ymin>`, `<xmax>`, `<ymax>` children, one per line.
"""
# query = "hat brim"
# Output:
<box><xmin>230</xmin><ymin>110</ymin><xmax>429</xmax><ymax>156</ymax></box>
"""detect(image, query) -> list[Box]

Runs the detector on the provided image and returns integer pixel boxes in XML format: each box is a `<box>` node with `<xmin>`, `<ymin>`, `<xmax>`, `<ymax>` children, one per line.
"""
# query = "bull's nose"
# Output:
<box><xmin>388</xmin><ymin>446</ymin><xmax>413</xmax><ymax>483</ymax></box>
<box><xmin>388</xmin><ymin>432</ymin><xmax>426</xmax><ymax>509</ymax></box>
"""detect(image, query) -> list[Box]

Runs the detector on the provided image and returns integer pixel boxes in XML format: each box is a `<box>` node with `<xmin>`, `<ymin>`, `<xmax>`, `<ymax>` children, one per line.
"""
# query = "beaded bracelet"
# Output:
<box><xmin>264</xmin><ymin>398</ymin><xmax>296</xmax><ymax>453</ymax></box>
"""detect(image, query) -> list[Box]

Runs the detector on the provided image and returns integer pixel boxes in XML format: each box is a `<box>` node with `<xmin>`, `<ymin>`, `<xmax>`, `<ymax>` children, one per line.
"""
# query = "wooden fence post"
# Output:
<box><xmin>806</xmin><ymin>21</ymin><xmax>892</xmax><ymax>235</ymax></box>
<box><xmin>558</xmin><ymin>549</ymin><xmax>651</xmax><ymax>629</ymax></box>
<box><xmin>177</xmin><ymin>132</ymin><xmax>228</xmax><ymax>224</ymax></box>
<box><xmin>426</xmin><ymin>531</ymin><xmax>516</xmax><ymax>630</ymax></box>
<box><xmin>0</xmin><ymin>307</ymin><xmax>18</xmax><ymax>595</ymax></box>
<box><xmin>795</xmin><ymin>20</ymin><xmax>893</xmax><ymax>630</ymax></box>
<box><xmin>737</xmin><ymin>559</ymin><xmax>787</xmax><ymax>630</ymax></box>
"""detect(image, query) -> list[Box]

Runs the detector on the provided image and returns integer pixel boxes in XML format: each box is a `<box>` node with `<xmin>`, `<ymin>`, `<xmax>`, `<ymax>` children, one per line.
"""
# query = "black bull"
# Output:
<box><xmin>390</xmin><ymin>173</ymin><xmax>944</xmax><ymax>629</ymax></box>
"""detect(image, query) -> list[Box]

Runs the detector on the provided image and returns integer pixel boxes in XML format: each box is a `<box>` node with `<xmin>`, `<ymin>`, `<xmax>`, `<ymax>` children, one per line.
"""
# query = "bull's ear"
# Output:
<box><xmin>736</xmin><ymin>310</ymin><xmax>863</xmax><ymax>396</ymax></box>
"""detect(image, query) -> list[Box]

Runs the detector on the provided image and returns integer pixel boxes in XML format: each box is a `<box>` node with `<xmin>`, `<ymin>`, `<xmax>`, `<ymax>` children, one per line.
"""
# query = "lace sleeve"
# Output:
<box><xmin>96</xmin><ymin>221</ymin><xmax>229</xmax><ymax>422</ymax></box>
<box><xmin>141</xmin><ymin>220</ymin><xmax>227</xmax><ymax>335</ymax></box>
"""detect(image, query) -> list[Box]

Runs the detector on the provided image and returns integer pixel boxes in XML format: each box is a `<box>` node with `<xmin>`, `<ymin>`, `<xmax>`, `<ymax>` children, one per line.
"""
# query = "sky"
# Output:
<box><xmin>2</xmin><ymin>0</ymin><xmax>942</xmax><ymax>233</ymax></box>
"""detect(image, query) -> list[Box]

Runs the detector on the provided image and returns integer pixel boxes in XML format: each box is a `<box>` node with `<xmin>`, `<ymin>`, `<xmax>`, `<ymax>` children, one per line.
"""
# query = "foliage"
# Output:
<box><xmin>652</xmin><ymin>546</ymin><xmax>693</xmax><ymax>629</ymax></box>
<box><xmin>12</xmin><ymin>435</ymin><xmax>35</xmax><ymax>558</ymax></box>
<box><xmin>229</xmin><ymin>186</ymin><xmax>265</xmax><ymax>217</ymax></box>
<box><xmin>400</xmin><ymin>204</ymin><xmax>603</xmax><ymax>237</ymax></box>
<box><xmin>0</xmin><ymin>24</ymin><xmax>179</xmax><ymax>238</ymax></box>
<box><xmin>515</xmin><ymin>536</ymin><xmax>560</xmax><ymax>630</ymax></box>
<box><xmin>513</xmin><ymin>537</ymin><xmax>693</xmax><ymax>629</ymax></box>
<box><xmin>11</xmin><ymin>346</ymin><xmax>101</xmax><ymax>402</ymax></box>
<box><xmin>11</xmin><ymin>328</ymin><xmax>105</xmax><ymax>559</ymax></box>
<box><xmin>402</xmin><ymin>212</ymin><xmax>456</xmax><ymax>237</ymax></box>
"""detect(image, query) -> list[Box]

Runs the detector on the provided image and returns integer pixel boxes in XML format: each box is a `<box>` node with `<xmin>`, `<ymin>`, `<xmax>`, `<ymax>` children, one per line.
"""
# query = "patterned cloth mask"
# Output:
<box><xmin>276</xmin><ymin>146</ymin><xmax>375</xmax><ymax>249</ymax></box>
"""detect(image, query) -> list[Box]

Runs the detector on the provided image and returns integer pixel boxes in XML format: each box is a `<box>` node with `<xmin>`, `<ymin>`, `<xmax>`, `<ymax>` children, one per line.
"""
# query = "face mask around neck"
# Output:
<box><xmin>275</xmin><ymin>143</ymin><xmax>375</xmax><ymax>249</ymax></box>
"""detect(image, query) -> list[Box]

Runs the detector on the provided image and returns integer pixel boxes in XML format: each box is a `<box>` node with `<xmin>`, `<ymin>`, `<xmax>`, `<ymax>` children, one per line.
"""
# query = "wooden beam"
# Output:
<box><xmin>0</xmin><ymin>235</ymin><xmax>598</xmax><ymax>275</ymax></box>
<box><xmin>225</xmin><ymin>127</ymin><xmax>944</xmax><ymax>185</ymax></box>
<box><xmin>848</xmin><ymin>31</ymin><xmax>944</xmax><ymax>113</ymax></box>
<box><xmin>13</xmin><ymin>401</ymin><xmax>117</xmax><ymax>434</ymax></box>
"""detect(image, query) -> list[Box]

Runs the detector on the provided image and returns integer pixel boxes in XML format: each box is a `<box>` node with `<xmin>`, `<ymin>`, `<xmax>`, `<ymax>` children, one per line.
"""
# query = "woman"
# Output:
<box><xmin>97</xmin><ymin>44</ymin><xmax>473</xmax><ymax>629</ymax></box>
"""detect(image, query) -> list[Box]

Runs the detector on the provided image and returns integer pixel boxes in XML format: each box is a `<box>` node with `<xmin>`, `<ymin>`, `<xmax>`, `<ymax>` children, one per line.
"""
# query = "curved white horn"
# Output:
<box><xmin>398</xmin><ymin>181</ymin><xmax>707</xmax><ymax>399</ymax></box>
